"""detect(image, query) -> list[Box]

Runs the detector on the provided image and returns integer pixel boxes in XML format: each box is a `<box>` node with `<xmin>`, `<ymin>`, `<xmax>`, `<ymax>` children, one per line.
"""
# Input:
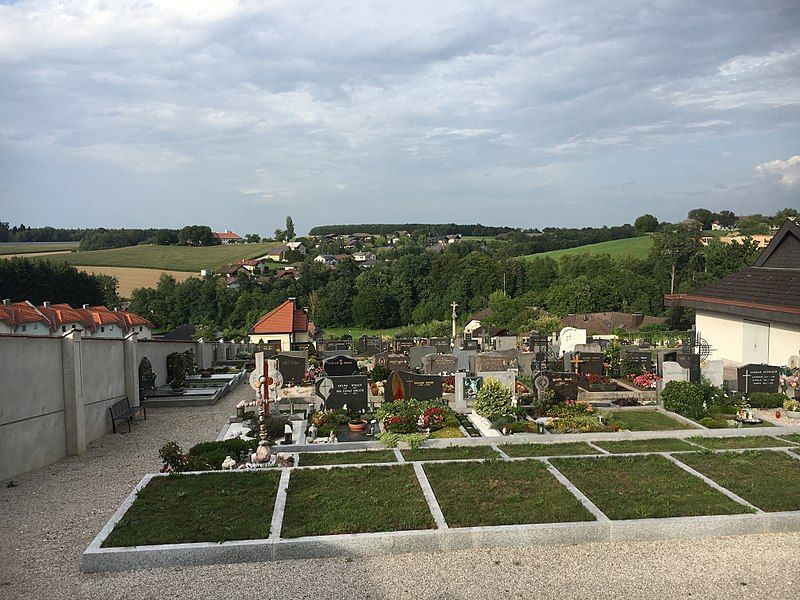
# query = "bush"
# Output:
<box><xmin>747</xmin><ymin>392</ymin><xmax>785</xmax><ymax>409</ymax></box>
<box><xmin>661</xmin><ymin>381</ymin><xmax>705</xmax><ymax>419</ymax></box>
<box><xmin>370</xmin><ymin>364</ymin><xmax>390</xmax><ymax>382</ymax></box>
<box><xmin>698</xmin><ymin>417</ymin><xmax>730</xmax><ymax>429</ymax></box>
<box><xmin>187</xmin><ymin>438</ymin><xmax>256</xmax><ymax>469</ymax></box>
<box><xmin>474</xmin><ymin>377</ymin><xmax>513</xmax><ymax>421</ymax></box>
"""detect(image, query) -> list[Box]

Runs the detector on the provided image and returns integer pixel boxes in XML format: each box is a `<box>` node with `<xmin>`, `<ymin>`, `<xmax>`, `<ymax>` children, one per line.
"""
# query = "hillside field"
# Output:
<box><xmin>519</xmin><ymin>236</ymin><xmax>653</xmax><ymax>261</ymax></box>
<box><xmin>45</xmin><ymin>243</ymin><xmax>284</xmax><ymax>272</ymax></box>
<box><xmin>0</xmin><ymin>242</ymin><xmax>79</xmax><ymax>255</ymax></box>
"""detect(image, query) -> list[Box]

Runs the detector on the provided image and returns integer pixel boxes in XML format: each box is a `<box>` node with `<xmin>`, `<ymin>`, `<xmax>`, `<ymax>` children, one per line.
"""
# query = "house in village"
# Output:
<box><xmin>212</xmin><ymin>229</ymin><xmax>242</xmax><ymax>244</ymax></box>
<box><xmin>352</xmin><ymin>251</ymin><xmax>376</xmax><ymax>262</ymax></box>
<box><xmin>247</xmin><ymin>298</ymin><xmax>314</xmax><ymax>350</ymax></box>
<box><xmin>464</xmin><ymin>308</ymin><xmax>492</xmax><ymax>336</ymax></box>
<box><xmin>314</xmin><ymin>254</ymin><xmax>338</xmax><ymax>267</ymax></box>
<box><xmin>285</xmin><ymin>241</ymin><xmax>306</xmax><ymax>255</ymax></box>
<box><xmin>263</xmin><ymin>245</ymin><xmax>291</xmax><ymax>262</ymax></box>
<box><xmin>560</xmin><ymin>312</ymin><xmax>666</xmax><ymax>340</ymax></box>
<box><xmin>665</xmin><ymin>218</ymin><xmax>800</xmax><ymax>367</ymax></box>
<box><xmin>0</xmin><ymin>300</ymin><xmax>152</xmax><ymax>339</ymax></box>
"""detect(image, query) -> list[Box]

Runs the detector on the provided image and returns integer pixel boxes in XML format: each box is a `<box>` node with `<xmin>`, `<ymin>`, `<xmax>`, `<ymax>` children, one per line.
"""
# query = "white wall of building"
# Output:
<box><xmin>696</xmin><ymin>309</ymin><xmax>800</xmax><ymax>366</ymax></box>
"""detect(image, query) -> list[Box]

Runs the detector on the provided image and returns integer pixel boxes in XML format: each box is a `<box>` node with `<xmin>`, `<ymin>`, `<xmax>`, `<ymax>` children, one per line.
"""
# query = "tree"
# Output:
<box><xmin>650</xmin><ymin>225</ymin><xmax>700</xmax><ymax>294</ymax></box>
<box><xmin>178</xmin><ymin>225</ymin><xmax>217</xmax><ymax>246</ymax></box>
<box><xmin>687</xmin><ymin>208</ymin><xmax>714</xmax><ymax>230</ymax></box>
<box><xmin>634</xmin><ymin>214</ymin><xmax>659</xmax><ymax>234</ymax></box>
<box><xmin>244</xmin><ymin>233</ymin><xmax>261</xmax><ymax>243</ymax></box>
<box><xmin>285</xmin><ymin>216</ymin><xmax>295</xmax><ymax>240</ymax></box>
<box><xmin>274</xmin><ymin>229</ymin><xmax>286</xmax><ymax>242</ymax></box>
<box><xmin>716</xmin><ymin>210</ymin><xmax>736</xmax><ymax>228</ymax></box>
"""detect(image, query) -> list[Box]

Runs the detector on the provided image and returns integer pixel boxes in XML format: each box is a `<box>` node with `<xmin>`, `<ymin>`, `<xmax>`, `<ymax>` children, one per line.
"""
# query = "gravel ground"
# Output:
<box><xmin>1</xmin><ymin>383</ymin><xmax>799</xmax><ymax>600</ymax></box>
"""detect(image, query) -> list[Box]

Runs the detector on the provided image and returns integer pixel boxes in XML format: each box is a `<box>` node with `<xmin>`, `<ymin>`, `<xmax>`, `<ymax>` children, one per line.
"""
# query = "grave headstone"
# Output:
<box><xmin>357</xmin><ymin>335</ymin><xmax>384</xmax><ymax>357</ymax></box>
<box><xmin>323</xmin><ymin>354</ymin><xmax>359</xmax><ymax>377</ymax></box>
<box><xmin>384</xmin><ymin>371</ymin><xmax>443</xmax><ymax>402</ymax></box>
<box><xmin>276</xmin><ymin>353</ymin><xmax>307</xmax><ymax>386</ymax></box>
<box><xmin>492</xmin><ymin>336</ymin><xmax>518</xmax><ymax>351</ymax></box>
<box><xmin>571</xmin><ymin>351</ymin><xmax>604</xmax><ymax>376</ymax></box>
<box><xmin>545</xmin><ymin>372</ymin><xmax>578</xmax><ymax>401</ymax></box>
<box><xmin>737</xmin><ymin>364</ymin><xmax>781</xmax><ymax>394</ymax></box>
<box><xmin>373</xmin><ymin>352</ymin><xmax>409</xmax><ymax>372</ymax></box>
<box><xmin>138</xmin><ymin>357</ymin><xmax>156</xmax><ymax>400</ymax></box>
<box><xmin>662</xmin><ymin>361</ymin><xmax>689</xmax><ymax>385</ymax></box>
<box><xmin>314</xmin><ymin>375</ymin><xmax>368</xmax><ymax>412</ymax></box>
<box><xmin>392</xmin><ymin>338</ymin><xmax>415</xmax><ymax>354</ymax></box>
<box><xmin>453</xmin><ymin>349</ymin><xmax>477</xmax><ymax>372</ymax></box>
<box><xmin>319</xmin><ymin>349</ymin><xmax>354</xmax><ymax>359</ymax></box>
<box><xmin>422</xmin><ymin>353</ymin><xmax>458</xmax><ymax>375</ymax></box>
<box><xmin>701</xmin><ymin>359</ymin><xmax>724</xmax><ymax>387</ymax></box>
<box><xmin>291</xmin><ymin>341</ymin><xmax>314</xmax><ymax>354</ymax></box>
<box><xmin>461</xmin><ymin>338</ymin><xmax>479</xmax><ymax>351</ymax></box>
<box><xmin>473</xmin><ymin>353</ymin><xmax>517</xmax><ymax>373</ymax></box>
<box><xmin>622</xmin><ymin>348</ymin><xmax>653</xmax><ymax>373</ymax></box>
<box><xmin>408</xmin><ymin>345</ymin><xmax>437</xmax><ymax>369</ymax></box>
<box><xmin>559</xmin><ymin>327</ymin><xmax>587</xmax><ymax>356</ymax></box>
<box><xmin>429</xmin><ymin>337</ymin><xmax>452</xmax><ymax>353</ymax></box>
<box><xmin>516</xmin><ymin>353</ymin><xmax>537</xmax><ymax>379</ymax></box>
<box><xmin>477</xmin><ymin>370</ymin><xmax>516</xmax><ymax>395</ymax></box>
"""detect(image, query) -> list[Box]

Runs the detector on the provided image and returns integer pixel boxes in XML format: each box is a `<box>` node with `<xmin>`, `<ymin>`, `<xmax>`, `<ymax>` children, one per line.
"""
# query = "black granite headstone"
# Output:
<box><xmin>373</xmin><ymin>352</ymin><xmax>409</xmax><ymax>372</ymax></box>
<box><xmin>384</xmin><ymin>371</ymin><xmax>443</xmax><ymax>402</ymax></box>
<box><xmin>315</xmin><ymin>375</ymin><xmax>368</xmax><ymax>411</ymax></box>
<box><xmin>323</xmin><ymin>354</ymin><xmax>360</xmax><ymax>377</ymax></box>
<box><xmin>545</xmin><ymin>371</ymin><xmax>579</xmax><ymax>401</ymax></box>
<box><xmin>276</xmin><ymin>353</ymin><xmax>307</xmax><ymax>386</ymax></box>
<box><xmin>737</xmin><ymin>364</ymin><xmax>781</xmax><ymax>394</ymax></box>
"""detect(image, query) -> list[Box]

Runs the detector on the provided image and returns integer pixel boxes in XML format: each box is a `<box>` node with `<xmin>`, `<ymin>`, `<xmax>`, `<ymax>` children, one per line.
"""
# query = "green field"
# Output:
<box><xmin>0</xmin><ymin>242</ymin><xmax>79</xmax><ymax>255</ymax></box>
<box><xmin>519</xmin><ymin>236</ymin><xmax>653</xmax><ymax>261</ymax></box>
<box><xmin>43</xmin><ymin>243</ymin><xmax>282</xmax><ymax>272</ymax></box>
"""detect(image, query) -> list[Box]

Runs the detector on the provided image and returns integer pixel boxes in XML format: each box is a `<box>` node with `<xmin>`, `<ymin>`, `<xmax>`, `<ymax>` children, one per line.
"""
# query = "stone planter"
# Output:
<box><xmin>348</xmin><ymin>421</ymin><xmax>367</xmax><ymax>432</ymax></box>
<box><xmin>589</xmin><ymin>384</ymin><xmax>617</xmax><ymax>392</ymax></box>
<box><xmin>785</xmin><ymin>409</ymin><xmax>800</xmax><ymax>419</ymax></box>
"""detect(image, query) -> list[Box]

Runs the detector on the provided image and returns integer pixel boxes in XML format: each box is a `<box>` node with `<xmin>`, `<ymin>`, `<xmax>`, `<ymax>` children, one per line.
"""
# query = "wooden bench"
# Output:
<box><xmin>109</xmin><ymin>397</ymin><xmax>146</xmax><ymax>433</ymax></box>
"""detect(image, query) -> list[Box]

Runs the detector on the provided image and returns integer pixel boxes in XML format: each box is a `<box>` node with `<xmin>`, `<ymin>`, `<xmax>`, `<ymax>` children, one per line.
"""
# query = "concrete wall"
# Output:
<box><xmin>697</xmin><ymin>309</ymin><xmax>800</xmax><ymax>366</ymax></box>
<box><xmin>138</xmin><ymin>339</ymin><xmax>197</xmax><ymax>387</ymax></box>
<box><xmin>0</xmin><ymin>336</ymin><xmax>66</xmax><ymax>481</ymax></box>
<box><xmin>81</xmin><ymin>339</ymin><xmax>127</xmax><ymax>442</ymax></box>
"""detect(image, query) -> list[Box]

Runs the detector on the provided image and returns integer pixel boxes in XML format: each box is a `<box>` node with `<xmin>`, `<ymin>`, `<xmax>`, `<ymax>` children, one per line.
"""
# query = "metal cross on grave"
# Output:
<box><xmin>742</xmin><ymin>370</ymin><xmax>751</xmax><ymax>394</ymax></box>
<box><xmin>571</xmin><ymin>352</ymin><xmax>585</xmax><ymax>375</ymax></box>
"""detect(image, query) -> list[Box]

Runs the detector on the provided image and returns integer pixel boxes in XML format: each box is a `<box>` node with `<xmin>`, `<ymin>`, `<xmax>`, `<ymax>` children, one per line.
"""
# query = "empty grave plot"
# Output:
<box><xmin>677</xmin><ymin>451</ymin><xmax>800</xmax><ymax>512</ymax></box>
<box><xmin>299</xmin><ymin>450</ymin><xmax>397</xmax><ymax>466</ymax></box>
<box><xmin>689</xmin><ymin>436</ymin><xmax>794</xmax><ymax>450</ymax></box>
<box><xmin>102</xmin><ymin>472</ymin><xmax>280</xmax><ymax>547</ymax></box>
<box><xmin>606</xmin><ymin>410</ymin><xmax>693</xmax><ymax>431</ymax></box>
<box><xmin>595</xmin><ymin>438</ymin><xmax>698</xmax><ymax>454</ymax></box>
<box><xmin>424</xmin><ymin>460</ymin><xmax>595</xmax><ymax>528</ymax></box>
<box><xmin>281</xmin><ymin>465</ymin><xmax>435</xmax><ymax>538</ymax></box>
<box><xmin>780</xmin><ymin>434</ymin><xmax>800</xmax><ymax>444</ymax></box>
<box><xmin>400</xmin><ymin>445</ymin><xmax>500</xmax><ymax>462</ymax></box>
<box><xmin>550</xmin><ymin>455</ymin><xmax>753</xmax><ymax>519</ymax></box>
<box><xmin>500</xmin><ymin>441</ymin><xmax>601</xmax><ymax>458</ymax></box>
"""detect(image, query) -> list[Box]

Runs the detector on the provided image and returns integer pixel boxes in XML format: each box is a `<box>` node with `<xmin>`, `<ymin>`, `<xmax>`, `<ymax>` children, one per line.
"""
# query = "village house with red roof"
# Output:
<box><xmin>0</xmin><ymin>300</ymin><xmax>153</xmax><ymax>338</ymax></box>
<box><xmin>212</xmin><ymin>229</ymin><xmax>243</xmax><ymax>244</ymax></box>
<box><xmin>247</xmin><ymin>298</ymin><xmax>313</xmax><ymax>349</ymax></box>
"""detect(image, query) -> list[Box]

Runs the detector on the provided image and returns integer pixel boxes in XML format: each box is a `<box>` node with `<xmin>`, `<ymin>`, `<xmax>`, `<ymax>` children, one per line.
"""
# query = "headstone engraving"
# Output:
<box><xmin>408</xmin><ymin>345</ymin><xmax>436</xmax><ymax>369</ymax></box>
<box><xmin>422</xmin><ymin>353</ymin><xmax>458</xmax><ymax>375</ymax></box>
<box><xmin>323</xmin><ymin>354</ymin><xmax>359</xmax><ymax>377</ymax></box>
<box><xmin>276</xmin><ymin>353</ymin><xmax>307</xmax><ymax>386</ymax></box>
<box><xmin>384</xmin><ymin>371</ymin><xmax>443</xmax><ymax>402</ymax></box>
<box><xmin>737</xmin><ymin>364</ymin><xmax>780</xmax><ymax>394</ymax></box>
<box><xmin>315</xmin><ymin>375</ymin><xmax>368</xmax><ymax>411</ymax></box>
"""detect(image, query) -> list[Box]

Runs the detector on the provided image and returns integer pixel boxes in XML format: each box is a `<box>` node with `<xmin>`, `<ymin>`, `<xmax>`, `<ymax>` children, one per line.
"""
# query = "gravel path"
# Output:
<box><xmin>1</xmin><ymin>383</ymin><xmax>799</xmax><ymax>599</ymax></box>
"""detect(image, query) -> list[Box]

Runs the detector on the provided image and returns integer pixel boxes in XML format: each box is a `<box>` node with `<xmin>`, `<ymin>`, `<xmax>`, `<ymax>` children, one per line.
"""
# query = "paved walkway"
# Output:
<box><xmin>1</xmin><ymin>385</ymin><xmax>799</xmax><ymax>599</ymax></box>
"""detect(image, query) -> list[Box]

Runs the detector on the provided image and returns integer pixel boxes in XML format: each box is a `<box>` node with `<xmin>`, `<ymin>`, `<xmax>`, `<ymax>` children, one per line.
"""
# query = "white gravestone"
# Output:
<box><xmin>662</xmin><ymin>361</ymin><xmax>689</xmax><ymax>385</ymax></box>
<box><xmin>559</xmin><ymin>327</ymin><xmax>587</xmax><ymax>357</ymax></box>
<box><xmin>701</xmin><ymin>359</ymin><xmax>724</xmax><ymax>387</ymax></box>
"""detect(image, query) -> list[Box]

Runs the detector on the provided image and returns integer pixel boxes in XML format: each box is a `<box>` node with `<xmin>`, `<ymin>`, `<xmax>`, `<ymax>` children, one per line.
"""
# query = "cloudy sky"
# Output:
<box><xmin>1</xmin><ymin>1</ymin><xmax>798</xmax><ymax>236</ymax></box>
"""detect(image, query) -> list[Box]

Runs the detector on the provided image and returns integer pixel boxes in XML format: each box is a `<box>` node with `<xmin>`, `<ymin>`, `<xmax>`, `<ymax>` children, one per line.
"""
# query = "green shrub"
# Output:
<box><xmin>662</xmin><ymin>381</ymin><xmax>705</xmax><ymax>419</ymax></box>
<box><xmin>698</xmin><ymin>417</ymin><xmax>730</xmax><ymax>429</ymax></box>
<box><xmin>474</xmin><ymin>377</ymin><xmax>514</xmax><ymax>421</ymax></box>
<box><xmin>747</xmin><ymin>392</ymin><xmax>785</xmax><ymax>409</ymax></box>
<box><xmin>188</xmin><ymin>438</ymin><xmax>256</xmax><ymax>469</ymax></box>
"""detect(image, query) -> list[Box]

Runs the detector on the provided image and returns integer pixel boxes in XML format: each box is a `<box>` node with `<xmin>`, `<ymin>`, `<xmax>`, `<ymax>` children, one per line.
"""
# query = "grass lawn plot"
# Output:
<box><xmin>281</xmin><ymin>465</ymin><xmax>435</xmax><ymax>537</ymax></box>
<box><xmin>424</xmin><ymin>460</ymin><xmax>595</xmax><ymax>527</ymax></box>
<box><xmin>401</xmin><ymin>445</ymin><xmax>501</xmax><ymax>461</ymax></box>
<box><xmin>299</xmin><ymin>450</ymin><xmax>397</xmax><ymax>466</ymax></box>
<box><xmin>102</xmin><ymin>472</ymin><xmax>280</xmax><ymax>547</ymax></box>
<box><xmin>689</xmin><ymin>436</ymin><xmax>794</xmax><ymax>450</ymax></box>
<box><xmin>594</xmin><ymin>438</ymin><xmax>699</xmax><ymax>454</ymax></box>
<box><xmin>677</xmin><ymin>451</ymin><xmax>800</xmax><ymax>512</ymax></box>
<box><xmin>550</xmin><ymin>455</ymin><xmax>753</xmax><ymax>519</ymax></box>
<box><xmin>780</xmin><ymin>433</ymin><xmax>800</xmax><ymax>444</ymax></box>
<box><xmin>500</xmin><ymin>441</ymin><xmax>601</xmax><ymax>458</ymax></box>
<box><xmin>605</xmin><ymin>410</ymin><xmax>693</xmax><ymax>431</ymax></box>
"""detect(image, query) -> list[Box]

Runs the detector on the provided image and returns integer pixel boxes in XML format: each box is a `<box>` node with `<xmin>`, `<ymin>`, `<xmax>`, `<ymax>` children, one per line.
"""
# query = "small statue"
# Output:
<box><xmin>327</xmin><ymin>429</ymin><xmax>336</xmax><ymax>444</ymax></box>
<box><xmin>221</xmin><ymin>456</ymin><xmax>236</xmax><ymax>470</ymax></box>
<box><xmin>308</xmin><ymin>424</ymin><xmax>318</xmax><ymax>441</ymax></box>
<box><xmin>283</xmin><ymin>422</ymin><xmax>293</xmax><ymax>445</ymax></box>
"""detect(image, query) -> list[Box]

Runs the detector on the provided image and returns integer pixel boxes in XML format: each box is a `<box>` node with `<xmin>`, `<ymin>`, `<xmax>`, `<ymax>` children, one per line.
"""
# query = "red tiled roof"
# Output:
<box><xmin>249</xmin><ymin>300</ymin><xmax>309</xmax><ymax>334</ymax></box>
<box><xmin>0</xmin><ymin>302</ymin><xmax>152</xmax><ymax>333</ymax></box>
<box><xmin>0</xmin><ymin>302</ymin><xmax>49</xmax><ymax>328</ymax></box>
<box><xmin>38</xmin><ymin>303</ymin><xmax>88</xmax><ymax>330</ymax></box>
<box><xmin>213</xmin><ymin>230</ymin><xmax>242</xmax><ymax>240</ymax></box>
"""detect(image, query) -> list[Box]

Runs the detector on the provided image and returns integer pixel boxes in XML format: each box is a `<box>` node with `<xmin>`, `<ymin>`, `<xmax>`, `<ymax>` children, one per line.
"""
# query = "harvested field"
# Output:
<box><xmin>75</xmin><ymin>266</ymin><xmax>195</xmax><ymax>296</ymax></box>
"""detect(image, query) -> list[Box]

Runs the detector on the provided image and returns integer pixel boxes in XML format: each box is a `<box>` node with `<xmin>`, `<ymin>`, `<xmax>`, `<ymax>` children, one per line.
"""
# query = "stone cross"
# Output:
<box><xmin>451</xmin><ymin>301</ymin><xmax>458</xmax><ymax>341</ymax></box>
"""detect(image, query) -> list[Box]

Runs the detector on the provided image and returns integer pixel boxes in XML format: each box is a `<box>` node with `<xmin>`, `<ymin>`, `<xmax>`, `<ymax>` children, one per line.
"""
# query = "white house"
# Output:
<box><xmin>665</xmin><ymin>219</ymin><xmax>800</xmax><ymax>369</ymax></box>
<box><xmin>247</xmin><ymin>298</ymin><xmax>313</xmax><ymax>349</ymax></box>
<box><xmin>352</xmin><ymin>251</ymin><xmax>376</xmax><ymax>262</ymax></box>
<box><xmin>314</xmin><ymin>254</ymin><xmax>338</xmax><ymax>266</ymax></box>
<box><xmin>464</xmin><ymin>308</ymin><xmax>492</xmax><ymax>336</ymax></box>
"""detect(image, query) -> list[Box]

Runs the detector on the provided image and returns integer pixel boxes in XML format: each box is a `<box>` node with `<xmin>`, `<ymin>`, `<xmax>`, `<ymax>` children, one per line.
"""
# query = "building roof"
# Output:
<box><xmin>560</xmin><ymin>312</ymin><xmax>665</xmax><ymax>336</ymax></box>
<box><xmin>249</xmin><ymin>299</ymin><xmax>310</xmax><ymax>335</ymax></box>
<box><xmin>469</xmin><ymin>308</ymin><xmax>492</xmax><ymax>322</ymax></box>
<box><xmin>266</xmin><ymin>245</ymin><xmax>290</xmax><ymax>255</ymax></box>
<box><xmin>0</xmin><ymin>301</ymin><xmax>152</xmax><ymax>333</ymax></box>
<box><xmin>160</xmin><ymin>324</ymin><xmax>197</xmax><ymax>341</ymax></box>
<box><xmin>218</xmin><ymin>264</ymin><xmax>246</xmax><ymax>275</ymax></box>
<box><xmin>665</xmin><ymin>218</ymin><xmax>800</xmax><ymax>325</ymax></box>
<box><xmin>213</xmin><ymin>229</ymin><xmax>242</xmax><ymax>241</ymax></box>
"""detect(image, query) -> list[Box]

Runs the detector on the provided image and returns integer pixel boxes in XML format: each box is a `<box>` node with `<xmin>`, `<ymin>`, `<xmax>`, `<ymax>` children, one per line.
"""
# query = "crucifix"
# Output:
<box><xmin>450</xmin><ymin>301</ymin><xmax>458</xmax><ymax>341</ymax></box>
<box><xmin>741</xmin><ymin>370</ymin><xmax>751</xmax><ymax>394</ymax></box>
<box><xmin>571</xmin><ymin>352</ymin><xmax>585</xmax><ymax>375</ymax></box>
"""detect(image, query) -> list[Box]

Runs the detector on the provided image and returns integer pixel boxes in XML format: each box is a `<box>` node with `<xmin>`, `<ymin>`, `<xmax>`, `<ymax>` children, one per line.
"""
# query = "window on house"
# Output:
<box><xmin>62</xmin><ymin>326</ymin><xmax>66</xmax><ymax>332</ymax></box>
<box><xmin>22</xmin><ymin>325</ymin><xmax>26</xmax><ymax>332</ymax></box>
<box><xmin>101</xmin><ymin>326</ymin><xmax>105</xmax><ymax>332</ymax></box>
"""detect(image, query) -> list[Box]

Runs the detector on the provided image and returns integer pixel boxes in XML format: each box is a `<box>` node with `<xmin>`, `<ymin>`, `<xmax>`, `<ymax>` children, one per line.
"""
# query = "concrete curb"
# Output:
<box><xmin>82</xmin><ymin>510</ymin><xmax>800</xmax><ymax>573</ymax></box>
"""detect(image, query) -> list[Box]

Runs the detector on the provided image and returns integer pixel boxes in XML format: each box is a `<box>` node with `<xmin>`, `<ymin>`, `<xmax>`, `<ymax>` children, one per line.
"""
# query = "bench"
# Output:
<box><xmin>109</xmin><ymin>397</ymin><xmax>146</xmax><ymax>434</ymax></box>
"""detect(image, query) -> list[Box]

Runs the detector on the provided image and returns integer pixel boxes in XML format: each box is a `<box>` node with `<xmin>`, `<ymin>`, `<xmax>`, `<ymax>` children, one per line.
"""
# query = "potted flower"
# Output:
<box><xmin>784</xmin><ymin>398</ymin><xmax>800</xmax><ymax>419</ymax></box>
<box><xmin>348</xmin><ymin>417</ymin><xmax>367</xmax><ymax>432</ymax></box>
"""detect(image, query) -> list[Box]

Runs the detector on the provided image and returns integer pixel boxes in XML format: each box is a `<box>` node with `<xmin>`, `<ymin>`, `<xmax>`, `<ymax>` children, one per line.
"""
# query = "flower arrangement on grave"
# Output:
<box><xmin>515</xmin><ymin>380</ymin><xmax>530</xmax><ymax>395</ymax></box>
<box><xmin>442</xmin><ymin>376</ymin><xmax>455</xmax><ymax>394</ymax></box>
<box><xmin>585</xmin><ymin>373</ymin><xmax>612</xmax><ymax>387</ymax></box>
<box><xmin>369</xmin><ymin>380</ymin><xmax>385</xmax><ymax>396</ymax></box>
<box><xmin>632</xmin><ymin>372</ymin><xmax>662</xmax><ymax>389</ymax></box>
<box><xmin>779</xmin><ymin>367</ymin><xmax>799</xmax><ymax>396</ymax></box>
<box><xmin>418</xmin><ymin>406</ymin><xmax>446</xmax><ymax>431</ymax></box>
<box><xmin>603</xmin><ymin>339</ymin><xmax>621</xmax><ymax>376</ymax></box>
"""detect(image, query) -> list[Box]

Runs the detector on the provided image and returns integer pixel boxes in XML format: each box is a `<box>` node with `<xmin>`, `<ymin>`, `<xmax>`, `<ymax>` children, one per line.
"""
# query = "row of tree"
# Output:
<box><xmin>0</xmin><ymin>258</ymin><xmax>119</xmax><ymax>307</ymax></box>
